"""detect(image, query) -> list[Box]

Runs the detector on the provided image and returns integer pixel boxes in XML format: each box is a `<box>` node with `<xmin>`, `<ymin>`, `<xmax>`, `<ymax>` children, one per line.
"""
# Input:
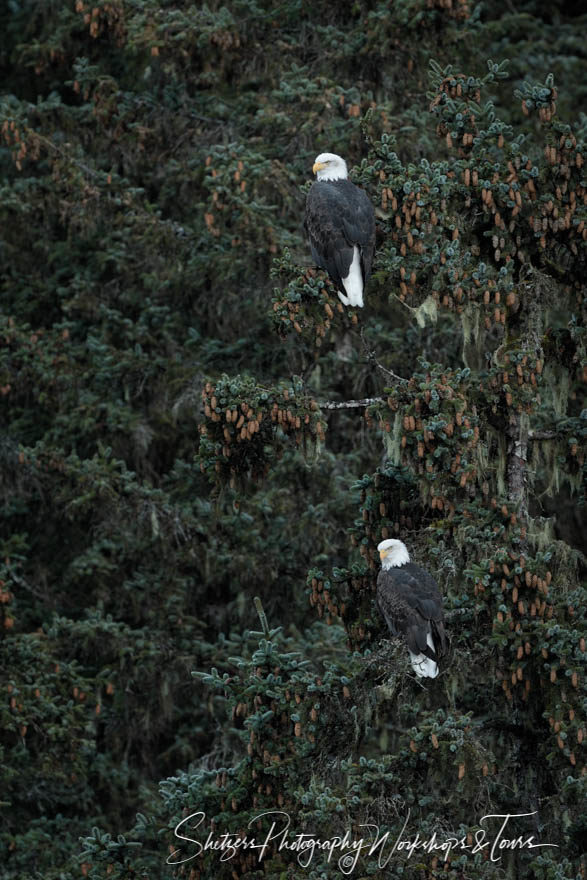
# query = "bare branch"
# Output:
<box><xmin>319</xmin><ymin>397</ymin><xmax>384</xmax><ymax>410</ymax></box>
<box><xmin>253</xmin><ymin>596</ymin><xmax>270</xmax><ymax>636</ymax></box>
<box><xmin>528</xmin><ymin>430</ymin><xmax>557</xmax><ymax>441</ymax></box>
<box><xmin>316</xmin><ymin>330</ymin><xmax>407</xmax><ymax>412</ymax></box>
<box><xmin>360</xmin><ymin>327</ymin><xmax>408</xmax><ymax>385</ymax></box>
<box><xmin>375</xmin><ymin>362</ymin><xmax>407</xmax><ymax>384</ymax></box>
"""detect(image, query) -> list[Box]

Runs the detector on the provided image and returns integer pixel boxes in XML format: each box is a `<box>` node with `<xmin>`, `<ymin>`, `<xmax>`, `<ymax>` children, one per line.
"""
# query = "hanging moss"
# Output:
<box><xmin>544</xmin><ymin>362</ymin><xmax>571</xmax><ymax>421</ymax></box>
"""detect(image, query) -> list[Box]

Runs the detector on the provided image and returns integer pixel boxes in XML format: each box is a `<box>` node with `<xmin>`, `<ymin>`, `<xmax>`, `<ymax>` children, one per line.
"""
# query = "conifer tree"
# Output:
<box><xmin>0</xmin><ymin>2</ymin><xmax>584</xmax><ymax>879</ymax></box>
<box><xmin>178</xmin><ymin>61</ymin><xmax>586</xmax><ymax>880</ymax></box>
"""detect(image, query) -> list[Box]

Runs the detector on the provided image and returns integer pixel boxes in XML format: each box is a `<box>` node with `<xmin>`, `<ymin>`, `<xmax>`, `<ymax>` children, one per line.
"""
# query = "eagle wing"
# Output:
<box><xmin>305</xmin><ymin>180</ymin><xmax>375</xmax><ymax>292</ymax></box>
<box><xmin>376</xmin><ymin>564</ymin><xmax>447</xmax><ymax>661</ymax></box>
<box><xmin>341</xmin><ymin>190</ymin><xmax>375</xmax><ymax>280</ymax></box>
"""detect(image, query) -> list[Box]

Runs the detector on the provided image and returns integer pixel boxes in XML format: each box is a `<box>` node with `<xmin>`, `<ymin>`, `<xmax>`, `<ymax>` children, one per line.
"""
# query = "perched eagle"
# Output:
<box><xmin>304</xmin><ymin>153</ymin><xmax>375</xmax><ymax>308</ymax></box>
<box><xmin>376</xmin><ymin>539</ymin><xmax>448</xmax><ymax>678</ymax></box>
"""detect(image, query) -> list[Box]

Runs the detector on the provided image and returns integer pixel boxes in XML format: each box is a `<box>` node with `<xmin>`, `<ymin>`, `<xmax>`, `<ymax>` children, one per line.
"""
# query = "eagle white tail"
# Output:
<box><xmin>339</xmin><ymin>245</ymin><xmax>364</xmax><ymax>308</ymax></box>
<box><xmin>409</xmin><ymin>633</ymin><xmax>439</xmax><ymax>678</ymax></box>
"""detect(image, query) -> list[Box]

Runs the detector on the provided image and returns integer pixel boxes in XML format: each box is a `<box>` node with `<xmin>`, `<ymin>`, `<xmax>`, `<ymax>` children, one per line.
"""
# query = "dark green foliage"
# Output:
<box><xmin>197</xmin><ymin>373</ymin><xmax>326</xmax><ymax>487</ymax></box>
<box><xmin>0</xmin><ymin>1</ymin><xmax>585</xmax><ymax>879</ymax></box>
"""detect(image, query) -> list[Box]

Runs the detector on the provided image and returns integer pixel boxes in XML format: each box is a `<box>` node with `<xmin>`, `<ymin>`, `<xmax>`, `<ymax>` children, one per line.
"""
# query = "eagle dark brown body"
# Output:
<box><xmin>305</xmin><ymin>154</ymin><xmax>375</xmax><ymax>308</ymax></box>
<box><xmin>377</xmin><ymin>541</ymin><xmax>448</xmax><ymax>678</ymax></box>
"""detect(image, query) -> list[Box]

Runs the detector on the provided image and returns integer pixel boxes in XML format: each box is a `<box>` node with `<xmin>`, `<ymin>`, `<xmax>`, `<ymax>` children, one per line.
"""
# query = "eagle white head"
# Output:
<box><xmin>378</xmin><ymin>539</ymin><xmax>410</xmax><ymax>569</ymax></box>
<box><xmin>312</xmin><ymin>153</ymin><xmax>348</xmax><ymax>181</ymax></box>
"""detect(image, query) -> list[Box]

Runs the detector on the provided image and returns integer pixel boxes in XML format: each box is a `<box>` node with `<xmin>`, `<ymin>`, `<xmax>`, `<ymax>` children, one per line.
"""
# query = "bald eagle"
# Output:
<box><xmin>376</xmin><ymin>539</ymin><xmax>448</xmax><ymax>678</ymax></box>
<box><xmin>304</xmin><ymin>153</ymin><xmax>375</xmax><ymax>308</ymax></box>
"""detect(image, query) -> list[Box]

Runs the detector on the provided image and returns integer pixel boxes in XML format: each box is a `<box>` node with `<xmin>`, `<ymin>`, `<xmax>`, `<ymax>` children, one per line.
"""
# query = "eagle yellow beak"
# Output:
<box><xmin>379</xmin><ymin>550</ymin><xmax>387</xmax><ymax>560</ymax></box>
<box><xmin>313</xmin><ymin>161</ymin><xmax>326</xmax><ymax>174</ymax></box>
